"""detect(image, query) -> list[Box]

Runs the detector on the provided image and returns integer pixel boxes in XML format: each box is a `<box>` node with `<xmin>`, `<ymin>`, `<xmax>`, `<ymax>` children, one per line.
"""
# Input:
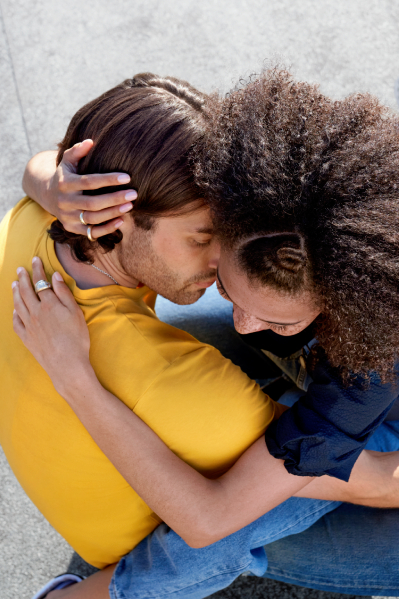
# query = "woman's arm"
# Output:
<box><xmin>22</xmin><ymin>140</ymin><xmax>137</xmax><ymax>238</ymax></box>
<box><xmin>12</xmin><ymin>260</ymin><xmax>399</xmax><ymax>547</ymax></box>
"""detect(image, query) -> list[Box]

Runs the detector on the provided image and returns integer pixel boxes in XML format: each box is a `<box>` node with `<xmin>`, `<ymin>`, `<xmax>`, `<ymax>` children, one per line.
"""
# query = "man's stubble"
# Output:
<box><xmin>117</xmin><ymin>227</ymin><xmax>215</xmax><ymax>305</ymax></box>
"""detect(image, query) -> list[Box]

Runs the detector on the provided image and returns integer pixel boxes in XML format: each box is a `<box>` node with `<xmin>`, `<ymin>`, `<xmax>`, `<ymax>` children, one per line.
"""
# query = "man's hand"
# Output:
<box><xmin>12</xmin><ymin>257</ymin><xmax>93</xmax><ymax>397</ymax></box>
<box><xmin>22</xmin><ymin>140</ymin><xmax>137</xmax><ymax>239</ymax></box>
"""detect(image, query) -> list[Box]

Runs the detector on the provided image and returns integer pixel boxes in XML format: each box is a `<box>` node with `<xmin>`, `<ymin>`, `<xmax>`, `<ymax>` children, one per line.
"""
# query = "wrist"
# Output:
<box><xmin>53</xmin><ymin>359</ymin><xmax>98</xmax><ymax>401</ymax></box>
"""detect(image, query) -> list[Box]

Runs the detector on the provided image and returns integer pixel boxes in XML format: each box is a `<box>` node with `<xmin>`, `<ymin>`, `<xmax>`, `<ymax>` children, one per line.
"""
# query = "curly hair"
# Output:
<box><xmin>195</xmin><ymin>67</ymin><xmax>399</xmax><ymax>381</ymax></box>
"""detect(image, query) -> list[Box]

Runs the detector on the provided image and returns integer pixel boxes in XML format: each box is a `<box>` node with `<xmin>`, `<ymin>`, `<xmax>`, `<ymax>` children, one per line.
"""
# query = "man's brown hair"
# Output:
<box><xmin>50</xmin><ymin>73</ymin><xmax>209</xmax><ymax>262</ymax></box>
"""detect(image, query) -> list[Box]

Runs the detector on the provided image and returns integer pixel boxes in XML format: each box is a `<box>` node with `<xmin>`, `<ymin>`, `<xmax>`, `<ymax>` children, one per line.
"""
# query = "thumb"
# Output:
<box><xmin>62</xmin><ymin>139</ymin><xmax>94</xmax><ymax>170</ymax></box>
<box><xmin>52</xmin><ymin>271</ymin><xmax>79</xmax><ymax>310</ymax></box>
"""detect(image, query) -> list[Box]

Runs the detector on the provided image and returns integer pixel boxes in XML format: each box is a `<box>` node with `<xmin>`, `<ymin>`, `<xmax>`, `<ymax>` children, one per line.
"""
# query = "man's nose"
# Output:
<box><xmin>233</xmin><ymin>306</ymin><xmax>267</xmax><ymax>334</ymax></box>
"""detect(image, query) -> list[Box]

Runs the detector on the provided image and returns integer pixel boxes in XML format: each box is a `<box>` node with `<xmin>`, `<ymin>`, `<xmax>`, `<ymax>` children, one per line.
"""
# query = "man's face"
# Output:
<box><xmin>217</xmin><ymin>247</ymin><xmax>320</xmax><ymax>335</ymax></box>
<box><xmin>118</xmin><ymin>203</ymin><xmax>219</xmax><ymax>304</ymax></box>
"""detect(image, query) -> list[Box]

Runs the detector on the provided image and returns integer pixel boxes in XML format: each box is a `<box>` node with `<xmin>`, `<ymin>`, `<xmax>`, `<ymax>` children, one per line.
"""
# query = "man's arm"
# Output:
<box><xmin>22</xmin><ymin>140</ymin><xmax>137</xmax><ymax>237</ymax></box>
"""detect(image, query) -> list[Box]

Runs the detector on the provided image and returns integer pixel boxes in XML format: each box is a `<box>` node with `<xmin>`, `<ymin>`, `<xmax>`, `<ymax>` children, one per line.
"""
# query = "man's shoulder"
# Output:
<box><xmin>85</xmin><ymin>291</ymin><xmax>225</xmax><ymax>405</ymax></box>
<box><xmin>5</xmin><ymin>197</ymin><xmax>53</xmax><ymax>229</ymax></box>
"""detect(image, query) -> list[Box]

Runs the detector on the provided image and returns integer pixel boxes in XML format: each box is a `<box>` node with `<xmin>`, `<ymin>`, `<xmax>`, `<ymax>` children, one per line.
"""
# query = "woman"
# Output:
<box><xmin>16</xmin><ymin>69</ymin><xmax>399</xmax><ymax>598</ymax></box>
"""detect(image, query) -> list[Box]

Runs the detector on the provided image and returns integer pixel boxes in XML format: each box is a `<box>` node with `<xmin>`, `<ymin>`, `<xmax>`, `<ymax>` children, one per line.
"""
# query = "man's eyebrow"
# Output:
<box><xmin>194</xmin><ymin>226</ymin><xmax>214</xmax><ymax>234</ymax></box>
<box><xmin>217</xmin><ymin>269</ymin><xmax>303</xmax><ymax>326</ymax></box>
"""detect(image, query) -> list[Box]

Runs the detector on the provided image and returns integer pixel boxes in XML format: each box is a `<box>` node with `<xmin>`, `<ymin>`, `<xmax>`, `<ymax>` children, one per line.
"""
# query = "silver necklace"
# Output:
<box><xmin>90</xmin><ymin>263</ymin><xmax>119</xmax><ymax>285</ymax></box>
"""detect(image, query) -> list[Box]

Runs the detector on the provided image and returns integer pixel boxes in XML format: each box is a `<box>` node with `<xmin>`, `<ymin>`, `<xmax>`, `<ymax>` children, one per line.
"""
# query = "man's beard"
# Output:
<box><xmin>117</xmin><ymin>229</ymin><xmax>216</xmax><ymax>305</ymax></box>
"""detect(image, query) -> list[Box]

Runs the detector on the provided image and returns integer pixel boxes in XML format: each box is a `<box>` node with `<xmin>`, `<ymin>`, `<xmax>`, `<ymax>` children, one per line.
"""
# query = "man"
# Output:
<box><xmin>1</xmin><ymin>74</ymin><xmax>289</xmax><ymax>572</ymax></box>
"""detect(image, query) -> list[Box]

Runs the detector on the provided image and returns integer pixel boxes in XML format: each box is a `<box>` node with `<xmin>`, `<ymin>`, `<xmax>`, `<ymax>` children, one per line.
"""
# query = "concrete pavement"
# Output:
<box><xmin>0</xmin><ymin>0</ymin><xmax>398</xmax><ymax>597</ymax></box>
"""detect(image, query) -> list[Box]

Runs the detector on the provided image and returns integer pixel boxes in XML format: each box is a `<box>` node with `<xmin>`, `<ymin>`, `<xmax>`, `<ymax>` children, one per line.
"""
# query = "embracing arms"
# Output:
<box><xmin>12</xmin><ymin>261</ymin><xmax>399</xmax><ymax>548</ymax></box>
<box><xmin>22</xmin><ymin>140</ymin><xmax>137</xmax><ymax>238</ymax></box>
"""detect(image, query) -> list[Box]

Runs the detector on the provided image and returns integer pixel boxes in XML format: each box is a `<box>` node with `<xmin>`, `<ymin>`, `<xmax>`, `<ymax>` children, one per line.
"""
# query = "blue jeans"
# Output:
<box><xmin>109</xmin><ymin>286</ymin><xmax>399</xmax><ymax>598</ymax></box>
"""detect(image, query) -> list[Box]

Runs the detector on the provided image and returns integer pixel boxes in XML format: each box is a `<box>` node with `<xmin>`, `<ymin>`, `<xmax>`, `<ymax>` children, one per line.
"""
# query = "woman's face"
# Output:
<box><xmin>217</xmin><ymin>248</ymin><xmax>321</xmax><ymax>335</ymax></box>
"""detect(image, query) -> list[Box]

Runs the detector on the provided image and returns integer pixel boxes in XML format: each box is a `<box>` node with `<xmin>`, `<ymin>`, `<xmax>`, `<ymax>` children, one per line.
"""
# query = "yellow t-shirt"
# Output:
<box><xmin>0</xmin><ymin>198</ymin><xmax>283</xmax><ymax>568</ymax></box>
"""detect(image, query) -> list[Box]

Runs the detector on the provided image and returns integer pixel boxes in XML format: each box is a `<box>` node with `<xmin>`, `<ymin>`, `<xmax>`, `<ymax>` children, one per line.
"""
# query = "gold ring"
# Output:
<box><xmin>34</xmin><ymin>280</ymin><xmax>52</xmax><ymax>294</ymax></box>
<box><xmin>87</xmin><ymin>226</ymin><xmax>95</xmax><ymax>242</ymax></box>
<box><xmin>80</xmin><ymin>211</ymin><xmax>88</xmax><ymax>226</ymax></box>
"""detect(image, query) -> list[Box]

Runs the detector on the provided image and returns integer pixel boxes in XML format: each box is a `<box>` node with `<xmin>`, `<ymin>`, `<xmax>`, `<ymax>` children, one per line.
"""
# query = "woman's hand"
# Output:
<box><xmin>23</xmin><ymin>140</ymin><xmax>137</xmax><ymax>239</ymax></box>
<box><xmin>12</xmin><ymin>257</ymin><xmax>93</xmax><ymax>396</ymax></box>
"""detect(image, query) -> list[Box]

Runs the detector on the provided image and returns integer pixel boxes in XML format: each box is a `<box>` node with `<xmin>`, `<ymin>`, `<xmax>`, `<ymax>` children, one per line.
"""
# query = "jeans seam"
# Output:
<box><xmin>251</xmin><ymin>500</ymin><xmax>339</xmax><ymax>547</ymax></box>
<box><xmin>109</xmin><ymin>576</ymin><xmax>128</xmax><ymax>599</ymax></box>
<box><xmin>266</xmin><ymin>566</ymin><xmax>399</xmax><ymax>590</ymax></box>
<box><xmin>114</xmin><ymin>561</ymin><xmax>253</xmax><ymax>599</ymax></box>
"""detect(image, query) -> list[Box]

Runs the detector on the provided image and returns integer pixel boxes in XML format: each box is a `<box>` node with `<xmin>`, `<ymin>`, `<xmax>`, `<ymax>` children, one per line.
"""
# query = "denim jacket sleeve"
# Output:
<box><xmin>265</xmin><ymin>360</ymin><xmax>399</xmax><ymax>481</ymax></box>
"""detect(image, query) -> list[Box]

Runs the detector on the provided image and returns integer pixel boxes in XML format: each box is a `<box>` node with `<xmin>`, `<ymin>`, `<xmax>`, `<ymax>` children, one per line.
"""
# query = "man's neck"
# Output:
<box><xmin>55</xmin><ymin>243</ymin><xmax>140</xmax><ymax>290</ymax></box>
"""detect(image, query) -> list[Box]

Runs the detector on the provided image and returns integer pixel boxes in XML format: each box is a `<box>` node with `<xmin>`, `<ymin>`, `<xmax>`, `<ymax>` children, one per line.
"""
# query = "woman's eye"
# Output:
<box><xmin>272</xmin><ymin>324</ymin><xmax>288</xmax><ymax>333</ymax></box>
<box><xmin>216</xmin><ymin>280</ymin><xmax>229</xmax><ymax>299</ymax></box>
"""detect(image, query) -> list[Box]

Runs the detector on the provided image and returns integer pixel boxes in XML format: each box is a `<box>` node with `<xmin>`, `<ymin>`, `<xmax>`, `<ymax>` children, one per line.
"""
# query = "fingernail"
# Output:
<box><xmin>16</xmin><ymin>267</ymin><xmax>23</xmax><ymax>275</ymax></box>
<box><xmin>114</xmin><ymin>219</ymin><xmax>124</xmax><ymax>228</ymax></box>
<box><xmin>54</xmin><ymin>272</ymin><xmax>63</xmax><ymax>282</ymax></box>
<box><xmin>118</xmin><ymin>174</ymin><xmax>131</xmax><ymax>184</ymax></box>
<box><xmin>125</xmin><ymin>190</ymin><xmax>137</xmax><ymax>200</ymax></box>
<box><xmin>11</xmin><ymin>281</ymin><xmax>18</xmax><ymax>289</ymax></box>
<box><xmin>32</xmin><ymin>256</ymin><xmax>39</xmax><ymax>263</ymax></box>
<box><xmin>74</xmin><ymin>142</ymin><xmax>81</xmax><ymax>147</ymax></box>
<box><xmin>119</xmin><ymin>202</ymin><xmax>133</xmax><ymax>214</ymax></box>
<box><xmin>13</xmin><ymin>309</ymin><xmax>16</xmax><ymax>314</ymax></box>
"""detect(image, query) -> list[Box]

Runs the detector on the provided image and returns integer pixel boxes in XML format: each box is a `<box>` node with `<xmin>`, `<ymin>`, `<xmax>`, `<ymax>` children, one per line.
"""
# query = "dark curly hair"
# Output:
<box><xmin>195</xmin><ymin>67</ymin><xmax>399</xmax><ymax>381</ymax></box>
<box><xmin>50</xmin><ymin>73</ymin><xmax>209</xmax><ymax>262</ymax></box>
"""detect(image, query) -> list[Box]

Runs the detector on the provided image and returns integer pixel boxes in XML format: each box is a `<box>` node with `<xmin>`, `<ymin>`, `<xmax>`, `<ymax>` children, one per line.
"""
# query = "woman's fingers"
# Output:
<box><xmin>59</xmin><ymin>171</ymin><xmax>134</xmax><ymax>196</ymax></box>
<box><xmin>62</xmin><ymin>218</ymin><xmax>124</xmax><ymax>239</ymax></box>
<box><xmin>31</xmin><ymin>257</ymin><xmax>55</xmax><ymax>303</ymax></box>
<box><xmin>80</xmin><ymin>201</ymin><xmax>134</xmax><ymax>225</ymax></box>
<box><xmin>56</xmin><ymin>189</ymin><xmax>136</xmax><ymax>238</ymax></box>
<box><xmin>51</xmin><ymin>271</ymin><xmax>82</xmax><ymax>312</ymax></box>
<box><xmin>61</xmin><ymin>139</ymin><xmax>94</xmax><ymax>169</ymax></box>
<box><xmin>12</xmin><ymin>281</ymin><xmax>30</xmax><ymax>324</ymax></box>
<box><xmin>60</xmin><ymin>189</ymin><xmax>137</xmax><ymax>213</ymax></box>
<box><xmin>16</xmin><ymin>267</ymin><xmax>40</xmax><ymax>310</ymax></box>
<box><xmin>12</xmin><ymin>309</ymin><xmax>26</xmax><ymax>342</ymax></box>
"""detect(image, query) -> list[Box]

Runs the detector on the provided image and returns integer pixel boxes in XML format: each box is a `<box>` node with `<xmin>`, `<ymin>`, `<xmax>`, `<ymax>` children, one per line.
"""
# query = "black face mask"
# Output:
<box><xmin>239</xmin><ymin>320</ymin><xmax>316</xmax><ymax>358</ymax></box>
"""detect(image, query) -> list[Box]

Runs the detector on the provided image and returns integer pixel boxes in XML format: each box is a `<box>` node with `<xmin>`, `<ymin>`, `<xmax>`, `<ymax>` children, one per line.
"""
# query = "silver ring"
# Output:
<box><xmin>34</xmin><ymin>280</ymin><xmax>52</xmax><ymax>294</ymax></box>
<box><xmin>80</xmin><ymin>211</ymin><xmax>88</xmax><ymax>226</ymax></box>
<box><xmin>87</xmin><ymin>226</ymin><xmax>95</xmax><ymax>242</ymax></box>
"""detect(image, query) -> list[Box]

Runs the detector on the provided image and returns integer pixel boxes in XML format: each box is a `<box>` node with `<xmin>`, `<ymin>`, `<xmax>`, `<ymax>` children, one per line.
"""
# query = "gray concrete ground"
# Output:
<box><xmin>0</xmin><ymin>1</ymin><xmax>398</xmax><ymax>598</ymax></box>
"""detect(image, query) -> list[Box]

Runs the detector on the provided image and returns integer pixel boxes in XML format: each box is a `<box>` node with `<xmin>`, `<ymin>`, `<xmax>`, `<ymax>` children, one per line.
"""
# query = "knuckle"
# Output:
<box><xmin>57</xmin><ymin>208</ymin><xmax>68</xmax><ymax>223</ymax></box>
<box><xmin>57</xmin><ymin>195</ymin><xmax>69</xmax><ymax>210</ymax></box>
<box><xmin>87</xmin><ymin>198</ymin><xmax>102</xmax><ymax>213</ymax></box>
<box><xmin>30</xmin><ymin>311</ymin><xmax>40</xmax><ymax>326</ymax></box>
<box><xmin>58</xmin><ymin>178</ymin><xmax>69</xmax><ymax>193</ymax></box>
<box><xmin>83</xmin><ymin>196</ymin><xmax>95</xmax><ymax>210</ymax></box>
<box><xmin>80</xmin><ymin>175</ymin><xmax>94</xmax><ymax>190</ymax></box>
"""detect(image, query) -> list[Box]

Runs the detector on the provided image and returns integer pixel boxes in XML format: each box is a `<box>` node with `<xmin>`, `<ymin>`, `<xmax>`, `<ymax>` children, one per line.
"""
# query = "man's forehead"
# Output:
<box><xmin>158</xmin><ymin>204</ymin><xmax>213</xmax><ymax>233</ymax></box>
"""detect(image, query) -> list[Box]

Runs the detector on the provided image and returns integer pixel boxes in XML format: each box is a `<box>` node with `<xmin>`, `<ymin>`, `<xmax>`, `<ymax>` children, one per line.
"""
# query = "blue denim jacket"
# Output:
<box><xmin>265</xmin><ymin>357</ymin><xmax>399</xmax><ymax>481</ymax></box>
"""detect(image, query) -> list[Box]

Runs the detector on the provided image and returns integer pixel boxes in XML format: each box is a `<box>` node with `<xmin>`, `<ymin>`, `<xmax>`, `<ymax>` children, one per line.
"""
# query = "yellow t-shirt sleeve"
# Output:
<box><xmin>133</xmin><ymin>345</ymin><xmax>280</xmax><ymax>477</ymax></box>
